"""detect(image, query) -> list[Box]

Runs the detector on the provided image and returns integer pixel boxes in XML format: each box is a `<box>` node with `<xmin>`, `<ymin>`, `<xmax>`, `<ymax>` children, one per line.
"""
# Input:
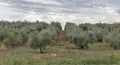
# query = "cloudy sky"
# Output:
<box><xmin>0</xmin><ymin>0</ymin><xmax>120</xmax><ymax>25</ymax></box>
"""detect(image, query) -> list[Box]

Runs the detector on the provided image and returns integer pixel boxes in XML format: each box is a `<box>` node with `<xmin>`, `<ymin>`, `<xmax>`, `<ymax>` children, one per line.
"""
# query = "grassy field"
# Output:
<box><xmin>0</xmin><ymin>42</ymin><xmax>120</xmax><ymax>65</ymax></box>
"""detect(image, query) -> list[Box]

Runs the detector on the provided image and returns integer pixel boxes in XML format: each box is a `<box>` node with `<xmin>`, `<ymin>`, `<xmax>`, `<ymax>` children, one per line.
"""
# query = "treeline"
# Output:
<box><xmin>65</xmin><ymin>22</ymin><xmax>120</xmax><ymax>50</ymax></box>
<box><xmin>0</xmin><ymin>20</ymin><xmax>120</xmax><ymax>53</ymax></box>
<box><xmin>0</xmin><ymin>20</ymin><xmax>61</xmax><ymax>53</ymax></box>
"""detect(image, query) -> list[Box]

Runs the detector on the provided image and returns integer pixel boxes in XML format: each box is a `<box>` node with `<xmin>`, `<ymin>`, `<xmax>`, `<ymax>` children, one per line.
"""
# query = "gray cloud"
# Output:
<box><xmin>0</xmin><ymin>0</ymin><xmax>120</xmax><ymax>24</ymax></box>
<box><xmin>2</xmin><ymin>0</ymin><xmax>109</xmax><ymax>14</ymax></box>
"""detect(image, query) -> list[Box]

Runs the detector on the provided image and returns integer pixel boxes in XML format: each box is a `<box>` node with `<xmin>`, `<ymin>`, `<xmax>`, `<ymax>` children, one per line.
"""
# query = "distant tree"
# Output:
<box><xmin>36</xmin><ymin>22</ymin><xmax>49</xmax><ymax>32</ymax></box>
<box><xmin>79</xmin><ymin>23</ymin><xmax>91</xmax><ymax>31</ymax></box>
<box><xmin>51</xmin><ymin>22</ymin><xmax>62</xmax><ymax>31</ymax></box>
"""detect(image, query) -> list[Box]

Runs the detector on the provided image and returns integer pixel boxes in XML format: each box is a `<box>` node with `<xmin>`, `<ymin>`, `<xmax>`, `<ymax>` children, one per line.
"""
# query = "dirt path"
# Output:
<box><xmin>56</xmin><ymin>31</ymin><xmax>67</xmax><ymax>42</ymax></box>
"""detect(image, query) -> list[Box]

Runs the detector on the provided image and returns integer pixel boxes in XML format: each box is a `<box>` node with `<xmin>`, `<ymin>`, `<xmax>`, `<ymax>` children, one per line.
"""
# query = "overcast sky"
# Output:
<box><xmin>0</xmin><ymin>0</ymin><xmax>120</xmax><ymax>25</ymax></box>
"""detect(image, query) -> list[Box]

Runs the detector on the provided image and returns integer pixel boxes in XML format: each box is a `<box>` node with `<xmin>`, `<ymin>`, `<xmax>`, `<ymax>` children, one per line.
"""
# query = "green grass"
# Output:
<box><xmin>89</xmin><ymin>42</ymin><xmax>106</xmax><ymax>51</ymax></box>
<box><xmin>0</xmin><ymin>42</ymin><xmax>120</xmax><ymax>65</ymax></box>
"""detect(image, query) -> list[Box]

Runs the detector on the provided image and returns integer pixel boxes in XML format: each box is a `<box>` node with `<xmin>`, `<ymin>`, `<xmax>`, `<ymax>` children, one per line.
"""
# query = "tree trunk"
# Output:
<box><xmin>11</xmin><ymin>45</ymin><xmax>14</xmax><ymax>49</ymax></box>
<box><xmin>114</xmin><ymin>47</ymin><xmax>117</xmax><ymax>50</ymax></box>
<box><xmin>81</xmin><ymin>46</ymin><xmax>84</xmax><ymax>49</ymax></box>
<box><xmin>40</xmin><ymin>48</ymin><xmax>43</xmax><ymax>53</ymax></box>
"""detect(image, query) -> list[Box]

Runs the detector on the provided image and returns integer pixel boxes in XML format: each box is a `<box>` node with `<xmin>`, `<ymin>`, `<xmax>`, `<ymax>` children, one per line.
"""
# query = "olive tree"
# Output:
<box><xmin>65</xmin><ymin>22</ymin><xmax>83</xmax><ymax>42</ymax></box>
<box><xmin>89</xmin><ymin>26</ymin><xmax>109</xmax><ymax>42</ymax></box>
<box><xmin>104</xmin><ymin>32</ymin><xmax>120</xmax><ymax>50</ymax></box>
<box><xmin>87</xmin><ymin>31</ymin><xmax>97</xmax><ymax>44</ymax></box>
<box><xmin>73</xmin><ymin>31</ymin><xmax>94</xmax><ymax>49</ymax></box>
<box><xmin>51</xmin><ymin>22</ymin><xmax>62</xmax><ymax>31</ymax></box>
<box><xmin>104</xmin><ymin>27</ymin><xmax>120</xmax><ymax>50</ymax></box>
<box><xmin>73</xmin><ymin>31</ymin><xmax>97</xmax><ymax>49</ymax></box>
<box><xmin>19</xmin><ymin>27</ymin><xmax>29</xmax><ymax>44</ymax></box>
<box><xmin>29</xmin><ymin>29</ymin><xmax>51</xmax><ymax>53</ymax></box>
<box><xmin>0</xmin><ymin>29</ymin><xmax>6</xmax><ymax>41</ymax></box>
<box><xmin>65</xmin><ymin>22</ymin><xmax>91</xmax><ymax>49</ymax></box>
<box><xmin>47</xmin><ymin>25</ymin><xmax>58</xmax><ymax>43</ymax></box>
<box><xmin>3</xmin><ymin>32</ymin><xmax>23</xmax><ymax>48</ymax></box>
<box><xmin>79</xmin><ymin>23</ymin><xmax>91</xmax><ymax>31</ymax></box>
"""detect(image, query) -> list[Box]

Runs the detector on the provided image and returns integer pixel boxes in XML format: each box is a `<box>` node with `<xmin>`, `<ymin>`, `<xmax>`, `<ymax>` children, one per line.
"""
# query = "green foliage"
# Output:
<box><xmin>0</xmin><ymin>28</ymin><xmax>7</xmax><ymax>41</ymax></box>
<box><xmin>51</xmin><ymin>22</ymin><xmax>62</xmax><ymax>30</ymax></box>
<box><xmin>88</xmin><ymin>25</ymin><xmax>109</xmax><ymax>42</ymax></box>
<box><xmin>0</xmin><ymin>21</ymin><xmax>50</xmax><ymax>49</ymax></box>
<box><xmin>104</xmin><ymin>32</ymin><xmax>120</xmax><ymax>49</ymax></box>
<box><xmin>0</xmin><ymin>21</ymin><xmax>120</xmax><ymax>65</ymax></box>
<box><xmin>73</xmin><ymin>32</ymin><xmax>89</xmax><ymax>49</ymax></box>
<box><xmin>104</xmin><ymin>27</ymin><xmax>120</xmax><ymax>49</ymax></box>
<box><xmin>19</xmin><ymin>27</ymin><xmax>29</xmax><ymax>43</ymax></box>
<box><xmin>65</xmin><ymin>22</ymin><xmax>94</xmax><ymax>49</ymax></box>
<box><xmin>64</xmin><ymin>22</ymin><xmax>112</xmax><ymax>49</ymax></box>
<box><xmin>87</xmin><ymin>31</ymin><xmax>97</xmax><ymax>44</ymax></box>
<box><xmin>47</xmin><ymin>25</ymin><xmax>58</xmax><ymax>43</ymax></box>
<box><xmin>3</xmin><ymin>32</ymin><xmax>23</xmax><ymax>48</ymax></box>
<box><xmin>1</xmin><ymin>20</ymin><xmax>120</xmax><ymax>51</ymax></box>
<box><xmin>79</xmin><ymin>23</ymin><xmax>91</xmax><ymax>31</ymax></box>
<box><xmin>29</xmin><ymin>29</ymin><xmax>51</xmax><ymax>53</ymax></box>
<box><xmin>65</xmin><ymin>22</ymin><xmax>83</xmax><ymax>43</ymax></box>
